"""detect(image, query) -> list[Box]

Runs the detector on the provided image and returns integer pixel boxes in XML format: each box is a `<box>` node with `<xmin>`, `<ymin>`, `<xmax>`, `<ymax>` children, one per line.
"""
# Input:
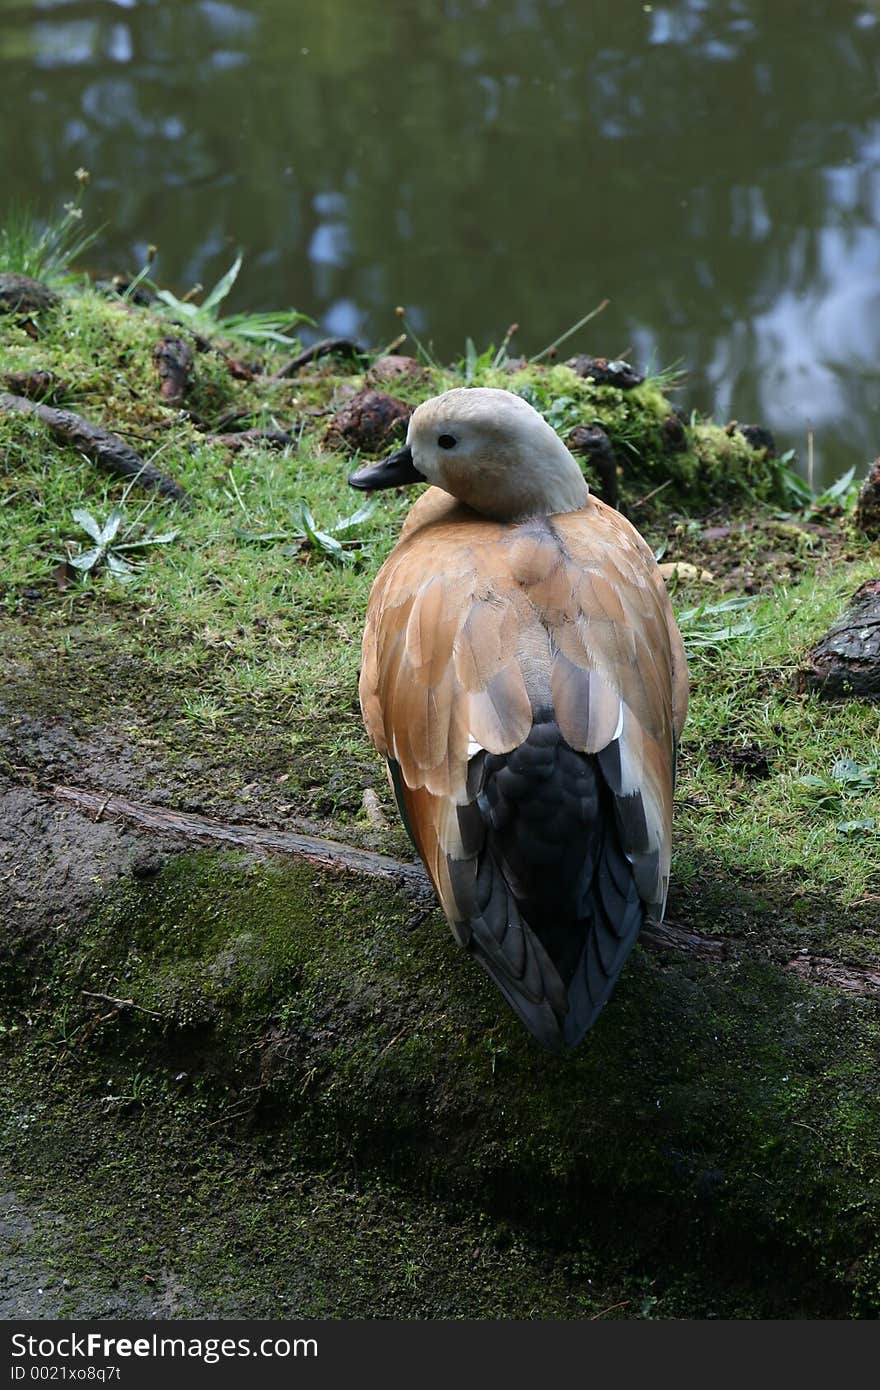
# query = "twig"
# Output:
<box><xmin>530</xmin><ymin>299</ymin><xmax>610</xmax><ymax>364</ymax></box>
<box><xmin>268</xmin><ymin>338</ymin><xmax>365</xmax><ymax>381</ymax></box>
<box><xmin>631</xmin><ymin>478</ymin><xmax>674</xmax><ymax>510</ymax></box>
<box><xmin>590</xmin><ymin>1300</ymin><xmax>631</xmax><ymax>1320</ymax></box>
<box><xmin>81</xmin><ymin>990</ymin><xmax>163</xmax><ymax>1018</ymax></box>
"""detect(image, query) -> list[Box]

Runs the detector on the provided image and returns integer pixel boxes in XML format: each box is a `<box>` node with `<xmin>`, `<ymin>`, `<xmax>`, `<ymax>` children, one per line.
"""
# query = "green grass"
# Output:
<box><xmin>151</xmin><ymin>250</ymin><xmax>313</xmax><ymax>346</ymax></box>
<box><xmin>2</xmin><ymin>280</ymin><xmax>879</xmax><ymax>884</ymax></box>
<box><xmin>675</xmin><ymin>565</ymin><xmax>880</xmax><ymax>910</ymax></box>
<box><xmin>0</xmin><ymin>182</ymin><xmax>97</xmax><ymax>284</ymax></box>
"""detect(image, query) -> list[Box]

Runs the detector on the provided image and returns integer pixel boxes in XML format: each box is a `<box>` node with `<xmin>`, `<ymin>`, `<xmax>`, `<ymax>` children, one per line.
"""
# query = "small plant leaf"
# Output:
<box><xmin>232</xmin><ymin>527</ymin><xmax>292</xmax><ymax>543</ymax></box>
<box><xmin>820</xmin><ymin>465</ymin><xmax>856</xmax><ymax>503</ymax></box>
<box><xmin>155</xmin><ymin>290</ymin><xmax>198</xmax><ymax>319</ymax></box>
<box><xmin>98</xmin><ymin>506</ymin><xmax>123</xmax><ymax>546</ymax></box>
<box><xmin>71</xmin><ymin>508</ymin><xmax>103</xmax><ymax>542</ymax></box>
<box><xmin>332</xmin><ymin>499</ymin><xmax>377</xmax><ymax>533</ymax></box>
<box><xmin>106</xmin><ymin>553</ymin><xmax>135</xmax><ymax>580</ymax></box>
<box><xmin>830</xmin><ymin>757</ymin><xmax>877</xmax><ymax>792</ymax></box>
<box><xmin>676</xmin><ymin>595</ymin><xmax>762</xmax><ymax>652</ymax></box>
<box><xmin>65</xmin><ymin>502</ymin><xmax>177</xmax><ymax>579</ymax></box>
<box><xmin>836</xmin><ymin>818</ymin><xmax>876</xmax><ymax>835</ymax></box>
<box><xmin>295</xmin><ymin>501</ymin><xmax>354</xmax><ymax>565</ymax></box>
<box><xmin>69</xmin><ymin>547</ymin><xmax>101</xmax><ymax>572</ymax></box>
<box><xmin>114</xmin><ymin>530</ymin><xmax>179</xmax><ymax>550</ymax></box>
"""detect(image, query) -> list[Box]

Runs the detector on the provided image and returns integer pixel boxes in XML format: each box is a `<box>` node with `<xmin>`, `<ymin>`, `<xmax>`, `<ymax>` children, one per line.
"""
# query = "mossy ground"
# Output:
<box><xmin>2</xmin><ymin>280</ymin><xmax>880</xmax><ymax>1318</ymax></box>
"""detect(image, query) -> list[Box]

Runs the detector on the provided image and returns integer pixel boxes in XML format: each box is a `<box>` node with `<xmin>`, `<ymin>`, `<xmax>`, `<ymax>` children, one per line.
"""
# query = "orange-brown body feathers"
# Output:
<box><xmin>351</xmin><ymin>388</ymin><xmax>687</xmax><ymax>1048</ymax></box>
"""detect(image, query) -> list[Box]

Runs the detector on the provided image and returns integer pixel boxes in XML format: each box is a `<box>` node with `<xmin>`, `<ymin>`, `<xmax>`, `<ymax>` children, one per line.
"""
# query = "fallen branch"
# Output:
<box><xmin>785</xmin><ymin>954</ymin><xmax>880</xmax><ymax>998</ymax></box>
<box><xmin>51</xmin><ymin>784</ymin><xmax>427</xmax><ymax>895</ymax></box>
<box><xmin>51</xmin><ymin>783</ymin><xmax>723</xmax><ymax>961</ymax></box>
<box><xmin>81</xmin><ymin>989</ymin><xmax>164</xmax><ymax>1018</ymax></box>
<box><xmin>0</xmin><ymin>393</ymin><xmax>188</xmax><ymax>503</ymax></box>
<box><xmin>47</xmin><ymin>783</ymin><xmax>880</xmax><ymax>997</ymax></box>
<box><xmin>269</xmin><ymin>337</ymin><xmax>365</xmax><ymax>381</ymax></box>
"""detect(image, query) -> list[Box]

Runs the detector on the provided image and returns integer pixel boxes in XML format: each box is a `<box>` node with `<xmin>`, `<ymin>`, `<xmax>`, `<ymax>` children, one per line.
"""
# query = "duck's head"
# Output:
<box><xmin>349</xmin><ymin>386</ymin><xmax>589</xmax><ymax>520</ymax></box>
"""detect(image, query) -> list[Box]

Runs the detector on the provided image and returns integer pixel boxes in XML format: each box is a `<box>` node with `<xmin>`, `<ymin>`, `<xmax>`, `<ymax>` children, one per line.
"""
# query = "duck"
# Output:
<box><xmin>349</xmin><ymin>386</ymin><xmax>688</xmax><ymax>1049</ymax></box>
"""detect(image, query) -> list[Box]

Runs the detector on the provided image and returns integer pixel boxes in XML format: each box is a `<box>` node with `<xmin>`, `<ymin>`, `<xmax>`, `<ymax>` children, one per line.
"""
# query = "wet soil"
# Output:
<box><xmin>656</xmin><ymin>511</ymin><xmax>857</xmax><ymax>593</ymax></box>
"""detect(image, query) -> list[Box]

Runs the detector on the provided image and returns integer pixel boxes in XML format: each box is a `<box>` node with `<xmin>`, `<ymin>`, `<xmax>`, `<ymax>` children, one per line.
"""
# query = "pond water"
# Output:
<box><xmin>3</xmin><ymin>0</ymin><xmax>880</xmax><ymax>485</ymax></box>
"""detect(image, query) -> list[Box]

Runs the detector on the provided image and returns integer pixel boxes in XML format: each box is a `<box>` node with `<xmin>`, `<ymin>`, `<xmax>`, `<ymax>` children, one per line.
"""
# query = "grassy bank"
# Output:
<box><xmin>1</xmin><ymin>260</ymin><xmax>879</xmax><ymax>1317</ymax></box>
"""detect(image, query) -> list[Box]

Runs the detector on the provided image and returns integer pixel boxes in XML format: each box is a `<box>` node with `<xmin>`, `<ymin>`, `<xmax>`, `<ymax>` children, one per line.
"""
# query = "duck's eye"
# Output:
<box><xmin>437</xmin><ymin>434</ymin><xmax>457</xmax><ymax>450</ymax></box>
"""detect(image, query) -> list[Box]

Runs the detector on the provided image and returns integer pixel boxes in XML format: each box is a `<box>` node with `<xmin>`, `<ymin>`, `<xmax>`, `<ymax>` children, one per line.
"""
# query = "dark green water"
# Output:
<box><xmin>3</xmin><ymin>0</ymin><xmax>880</xmax><ymax>483</ymax></box>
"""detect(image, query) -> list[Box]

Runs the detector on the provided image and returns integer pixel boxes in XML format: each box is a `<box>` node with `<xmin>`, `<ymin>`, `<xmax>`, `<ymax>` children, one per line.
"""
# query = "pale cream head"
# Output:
<box><xmin>406</xmin><ymin>387</ymin><xmax>589</xmax><ymax>521</ymax></box>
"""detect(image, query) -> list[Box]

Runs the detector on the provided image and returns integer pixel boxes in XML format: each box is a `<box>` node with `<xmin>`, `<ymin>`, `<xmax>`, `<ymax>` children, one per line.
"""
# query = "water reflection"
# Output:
<box><xmin>2</xmin><ymin>0</ymin><xmax>880</xmax><ymax>480</ymax></box>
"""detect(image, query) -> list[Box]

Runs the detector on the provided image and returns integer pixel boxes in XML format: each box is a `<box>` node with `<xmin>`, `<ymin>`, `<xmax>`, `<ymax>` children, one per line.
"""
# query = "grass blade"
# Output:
<box><xmin>530</xmin><ymin>299</ymin><xmax>610</xmax><ymax>364</ymax></box>
<box><xmin>201</xmin><ymin>254</ymin><xmax>243</xmax><ymax>315</ymax></box>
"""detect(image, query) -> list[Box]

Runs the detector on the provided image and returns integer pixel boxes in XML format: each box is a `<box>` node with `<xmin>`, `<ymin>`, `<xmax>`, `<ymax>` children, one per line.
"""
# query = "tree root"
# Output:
<box><xmin>46</xmin><ymin>782</ymin><xmax>880</xmax><ymax>997</ymax></box>
<box><xmin>51</xmin><ymin>783</ymin><xmax>426</xmax><ymax>894</ymax></box>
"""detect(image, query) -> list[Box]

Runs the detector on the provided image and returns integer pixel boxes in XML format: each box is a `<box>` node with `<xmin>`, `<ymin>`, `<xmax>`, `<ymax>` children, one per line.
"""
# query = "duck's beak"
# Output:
<box><xmin>348</xmin><ymin>445</ymin><xmax>425</xmax><ymax>491</ymax></box>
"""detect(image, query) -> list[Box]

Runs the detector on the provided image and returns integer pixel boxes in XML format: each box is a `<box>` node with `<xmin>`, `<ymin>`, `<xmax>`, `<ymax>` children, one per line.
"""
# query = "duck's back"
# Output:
<box><xmin>360</xmin><ymin>487</ymin><xmax>687</xmax><ymax>1048</ymax></box>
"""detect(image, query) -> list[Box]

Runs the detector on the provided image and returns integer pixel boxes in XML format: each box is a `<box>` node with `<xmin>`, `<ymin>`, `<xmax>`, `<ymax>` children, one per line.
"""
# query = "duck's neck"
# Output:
<box><xmin>482</xmin><ymin>449</ymin><xmax>590</xmax><ymax>521</ymax></box>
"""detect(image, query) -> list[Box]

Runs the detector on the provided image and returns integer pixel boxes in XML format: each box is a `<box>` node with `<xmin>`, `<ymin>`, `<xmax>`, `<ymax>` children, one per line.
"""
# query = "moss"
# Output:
<box><xmin>2</xmin><ymin>847</ymin><xmax>880</xmax><ymax>1316</ymax></box>
<box><xmin>497</xmin><ymin>363</ymin><xmax>791</xmax><ymax>505</ymax></box>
